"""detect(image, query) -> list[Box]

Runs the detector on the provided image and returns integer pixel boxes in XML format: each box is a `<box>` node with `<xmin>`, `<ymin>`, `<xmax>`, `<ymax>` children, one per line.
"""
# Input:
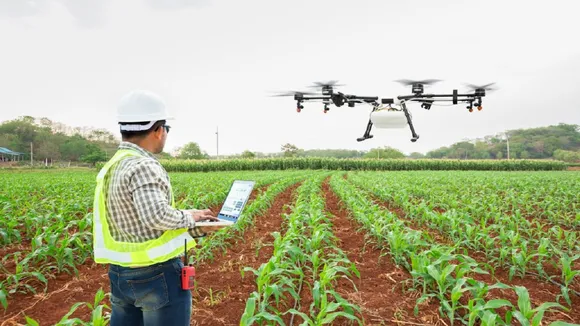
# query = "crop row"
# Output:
<box><xmin>346</xmin><ymin>171</ymin><xmax>580</xmax><ymax>304</ymax></box>
<box><xmin>0</xmin><ymin>170</ymin><xmax>306</xmax><ymax>311</ymax></box>
<box><xmin>96</xmin><ymin>158</ymin><xmax>569</xmax><ymax>172</ymax></box>
<box><xmin>330</xmin><ymin>174</ymin><xmax>572</xmax><ymax>325</ymax></box>
<box><xmin>240</xmin><ymin>174</ymin><xmax>362</xmax><ymax>325</ymax></box>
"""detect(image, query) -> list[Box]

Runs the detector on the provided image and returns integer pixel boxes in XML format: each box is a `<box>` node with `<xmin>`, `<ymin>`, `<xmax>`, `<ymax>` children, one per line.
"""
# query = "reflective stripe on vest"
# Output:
<box><xmin>92</xmin><ymin>149</ymin><xmax>196</xmax><ymax>267</ymax></box>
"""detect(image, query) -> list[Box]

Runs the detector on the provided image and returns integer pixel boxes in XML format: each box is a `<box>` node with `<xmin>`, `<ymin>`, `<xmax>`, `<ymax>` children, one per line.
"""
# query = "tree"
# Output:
<box><xmin>281</xmin><ymin>143</ymin><xmax>300</xmax><ymax>157</ymax></box>
<box><xmin>177</xmin><ymin>142</ymin><xmax>208</xmax><ymax>159</ymax></box>
<box><xmin>408</xmin><ymin>152</ymin><xmax>425</xmax><ymax>159</ymax></box>
<box><xmin>241</xmin><ymin>150</ymin><xmax>256</xmax><ymax>158</ymax></box>
<box><xmin>363</xmin><ymin>147</ymin><xmax>405</xmax><ymax>159</ymax></box>
<box><xmin>80</xmin><ymin>144</ymin><xmax>108</xmax><ymax>165</ymax></box>
<box><xmin>155</xmin><ymin>152</ymin><xmax>174</xmax><ymax>160</ymax></box>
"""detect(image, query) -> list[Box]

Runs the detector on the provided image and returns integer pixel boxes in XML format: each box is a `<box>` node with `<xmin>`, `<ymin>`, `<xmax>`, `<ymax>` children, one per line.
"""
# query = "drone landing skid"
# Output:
<box><xmin>357</xmin><ymin>119</ymin><xmax>374</xmax><ymax>142</ymax></box>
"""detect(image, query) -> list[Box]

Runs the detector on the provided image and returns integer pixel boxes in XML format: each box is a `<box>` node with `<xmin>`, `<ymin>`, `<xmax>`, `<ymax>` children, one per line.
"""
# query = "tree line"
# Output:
<box><xmin>424</xmin><ymin>123</ymin><xmax>580</xmax><ymax>161</ymax></box>
<box><xmin>1</xmin><ymin>116</ymin><xmax>578</xmax><ymax>164</ymax></box>
<box><xmin>0</xmin><ymin>116</ymin><xmax>115</xmax><ymax>164</ymax></box>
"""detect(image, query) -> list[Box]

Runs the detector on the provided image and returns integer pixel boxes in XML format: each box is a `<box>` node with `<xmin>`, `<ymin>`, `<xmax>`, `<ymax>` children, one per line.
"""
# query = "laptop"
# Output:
<box><xmin>194</xmin><ymin>180</ymin><xmax>256</xmax><ymax>227</ymax></box>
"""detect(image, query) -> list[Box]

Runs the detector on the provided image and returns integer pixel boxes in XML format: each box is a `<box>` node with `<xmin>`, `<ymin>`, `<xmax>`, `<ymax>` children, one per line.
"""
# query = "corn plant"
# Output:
<box><xmin>24</xmin><ymin>288</ymin><xmax>110</xmax><ymax>326</ymax></box>
<box><xmin>0</xmin><ymin>170</ymin><xmax>305</xmax><ymax>310</ymax></box>
<box><xmin>347</xmin><ymin>171</ymin><xmax>580</xmax><ymax>297</ymax></box>
<box><xmin>241</xmin><ymin>174</ymin><xmax>362</xmax><ymax>325</ymax></box>
<box><xmin>329</xmin><ymin>173</ymin><xmax>575</xmax><ymax>325</ymax></box>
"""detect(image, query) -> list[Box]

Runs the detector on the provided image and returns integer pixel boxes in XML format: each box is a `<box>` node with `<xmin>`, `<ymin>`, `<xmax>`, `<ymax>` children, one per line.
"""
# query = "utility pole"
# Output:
<box><xmin>30</xmin><ymin>142</ymin><xmax>33</xmax><ymax>166</ymax></box>
<box><xmin>505</xmin><ymin>132</ymin><xmax>510</xmax><ymax>160</ymax></box>
<box><xmin>216</xmin><ymin>126</ymin><xmax>219</xmax><ymax>160</ymax></box>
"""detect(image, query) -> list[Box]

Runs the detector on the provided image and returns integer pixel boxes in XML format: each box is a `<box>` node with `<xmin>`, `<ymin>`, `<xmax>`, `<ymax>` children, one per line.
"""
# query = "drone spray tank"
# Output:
<box><xmin>370</xmin><ymin>110</ymin><xmax>408</xmax><ymax>129</ymax></box>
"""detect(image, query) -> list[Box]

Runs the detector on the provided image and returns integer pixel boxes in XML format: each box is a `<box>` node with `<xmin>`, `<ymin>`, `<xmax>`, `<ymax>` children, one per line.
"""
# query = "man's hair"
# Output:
<box><xmin>120</xmin><ymin>120</ymin><xmax>166</xmax><ymax>141</ymax></box>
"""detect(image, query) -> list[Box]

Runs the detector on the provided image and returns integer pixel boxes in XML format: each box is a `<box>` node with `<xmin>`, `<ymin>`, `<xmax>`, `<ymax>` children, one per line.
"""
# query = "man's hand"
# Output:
<box><xmin>183</xmin><ymin>209</ymin><xmax>219</xmax><ymax>222</ymax></box>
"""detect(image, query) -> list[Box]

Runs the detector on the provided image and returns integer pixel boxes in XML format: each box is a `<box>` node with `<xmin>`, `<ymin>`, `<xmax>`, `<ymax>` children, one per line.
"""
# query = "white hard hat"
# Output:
<box><xmin>370</xmin><ymin>110</ymin><xmax>408</xmax><ymax>129</ymax></box>
<box><xmin>116</xmin><ymin>90</ymin><xmax>174</xmax><ymax>128</ymax></box>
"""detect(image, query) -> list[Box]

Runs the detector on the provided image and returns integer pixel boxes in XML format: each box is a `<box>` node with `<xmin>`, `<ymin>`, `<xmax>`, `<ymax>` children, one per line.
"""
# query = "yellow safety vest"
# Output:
<box><xmin>92</xmin><ymin>149</ymin><xmax>196</xmax><ymax>267</ymax></box>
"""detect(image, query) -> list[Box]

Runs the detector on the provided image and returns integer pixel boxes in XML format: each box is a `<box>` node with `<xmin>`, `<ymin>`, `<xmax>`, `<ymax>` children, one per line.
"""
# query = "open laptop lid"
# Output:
<box><xmin>217</xmin><ymin>180</ymin><xmax>255</xmax><ymax>223</ymax></box>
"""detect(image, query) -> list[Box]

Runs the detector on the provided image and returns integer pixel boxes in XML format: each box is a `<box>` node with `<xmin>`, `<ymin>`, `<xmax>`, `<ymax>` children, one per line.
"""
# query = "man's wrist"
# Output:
<box><xmin>180</xmin><ymin>210</ymin><xmax>196</xmax><ymax>228</ymax></box>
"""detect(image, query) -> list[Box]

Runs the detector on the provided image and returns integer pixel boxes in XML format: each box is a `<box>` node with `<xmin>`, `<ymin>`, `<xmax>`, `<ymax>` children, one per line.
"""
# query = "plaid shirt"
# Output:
<box><xmin>103</xmin><ymin>141</ymin><xmax>205</xmax><ymax>243</ymax></box>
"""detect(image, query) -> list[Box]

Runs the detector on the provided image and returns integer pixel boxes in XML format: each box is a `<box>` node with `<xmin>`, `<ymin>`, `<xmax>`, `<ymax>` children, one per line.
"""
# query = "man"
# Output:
<box><xmin>92</xmin><ymin>90</ymin><xmax>218</xmax><ymax>325</ymax></box>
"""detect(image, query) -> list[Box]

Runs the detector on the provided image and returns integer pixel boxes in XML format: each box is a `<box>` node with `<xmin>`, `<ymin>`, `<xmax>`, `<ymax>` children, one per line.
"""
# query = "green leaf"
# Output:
<box><xmin>0</xmin><ymin>289</ymin><xmax>7</xmax><ymax>310</ymax></box>
<box><xmin>513</xmin><ymin>310</ymin><xmax>531</xmax><ymax>326</ymax></box>
<box><xmin>24</xmin><ymin>316</ymin><xmax>40</xmax><ymax>326</ymax></box>
<box><xmin>481</xmin><ymin>311</ymin><xmax>498</xmax><ymax>326</ymax></box>
<box><xmin>484</xmin><ymin>299</ymin><xmax>513</xmax><ymax>310</ymax></box>
<box><xmin>320</xmin><ymin>311</ymin><xmax>361</xmax><ymax>325</ymax></box>
<box><xmin>515</xmin><ymin>286</ymin><xmax>532</xmax><ymax>318</ymax></box>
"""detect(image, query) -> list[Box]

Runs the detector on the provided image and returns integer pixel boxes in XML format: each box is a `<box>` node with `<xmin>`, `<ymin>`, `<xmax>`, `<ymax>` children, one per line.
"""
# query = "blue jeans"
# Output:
<box><xmin>108</xmin><ymin>257</ymin><xmax>192</xmax><ymax>326</ymax></box>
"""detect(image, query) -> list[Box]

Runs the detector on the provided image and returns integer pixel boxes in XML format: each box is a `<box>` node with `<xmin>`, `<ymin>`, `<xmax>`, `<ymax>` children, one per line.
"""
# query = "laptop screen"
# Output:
<box><xmin>218</xmin><ymin>180</ymin><xmax>255</xmax><ymax>222</ymax></box>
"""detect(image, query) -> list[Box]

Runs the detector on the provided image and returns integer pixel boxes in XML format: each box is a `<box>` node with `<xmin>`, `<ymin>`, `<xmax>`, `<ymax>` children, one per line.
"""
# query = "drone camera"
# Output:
<box><xmin>348</xmin><ymin>101</ymin><xmax>355</xmax><ymax>107</ymax></box>
<box><xmin>421</xmin><ymin>101</ymin><xmax>433</xmax><ymax>110</ymax></box>
<box><xmin>381</xmin><ymin>98</ymin><xmax>394</xmax><ymax>104</ymax></box>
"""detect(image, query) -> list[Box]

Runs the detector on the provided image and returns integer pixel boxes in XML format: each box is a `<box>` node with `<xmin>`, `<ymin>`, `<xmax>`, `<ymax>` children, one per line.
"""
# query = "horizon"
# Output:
<box><xmin>1</xmin><ymin>115</ymin><xmax>575</xmax><ymax>157</ymax></box>
<box><xmin>1</xmin><ymin>0</ymin><xmax>579</xmax><ymax>156</ymax></box>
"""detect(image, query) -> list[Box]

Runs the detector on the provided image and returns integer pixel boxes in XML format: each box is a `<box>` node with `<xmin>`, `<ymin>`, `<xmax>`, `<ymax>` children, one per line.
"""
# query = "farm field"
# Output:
<box><xmin>0</xmin><ymin>169</ymin><xmax>579</xmax><ymax>325</ymax></box>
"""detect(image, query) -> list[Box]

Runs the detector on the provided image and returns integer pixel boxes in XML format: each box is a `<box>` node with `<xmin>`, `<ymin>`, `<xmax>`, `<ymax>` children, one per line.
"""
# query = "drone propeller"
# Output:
<box><xmin>395</xmin><ymin>79</ymin><xmax>441</xmax><ymax>86</ymax></box>
<box><xmin>463</xmin><ymin>82</ymin><xmax>497</xmax><ymax>92</ymax></box>
<box><xmin>268</xmin><ymin>90</ymin><xmax>318</xmax><ymax>97</ymax></box>
<box><xmin>307</xmin><ymin>80</ymin><xmax>345</xmax><ymax>91</ymax></box>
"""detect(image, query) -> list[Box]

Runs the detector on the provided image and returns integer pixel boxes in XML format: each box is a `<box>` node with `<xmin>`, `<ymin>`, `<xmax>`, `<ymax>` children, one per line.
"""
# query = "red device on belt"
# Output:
<box><xmin>181</xmin><ymin>239</ymin><xmax>196</xmax><ymax>290</ymax></box>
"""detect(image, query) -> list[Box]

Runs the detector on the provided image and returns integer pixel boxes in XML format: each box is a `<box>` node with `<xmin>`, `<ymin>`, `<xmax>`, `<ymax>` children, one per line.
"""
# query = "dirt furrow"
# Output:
<box><xmin>321</xmin><ymin>177</ymin><xmax>444</xmax><ymax>325</ymax></box>
<box><xmin>363</xmin><ymin>186</ymin><xmax>580</xmax><ymax>324</ymax></box>
<box><xmin>0</xmin><ymin>184</ymin><xmax>279</xmax><ymax>326</ymax></box>
<box><xmin>190</xmin><ymin>182</ymin><xmax>299</xmax><ymax>325</ymax></box>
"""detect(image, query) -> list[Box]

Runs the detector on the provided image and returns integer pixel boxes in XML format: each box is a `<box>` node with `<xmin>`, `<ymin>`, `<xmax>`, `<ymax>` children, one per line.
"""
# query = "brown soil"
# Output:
<box><xmin>0</xmin><ymin>183</ymin><xmax>284</xmax><ymax>326</ymax></box>
<box><xmin>0</xmin><ymin>259</ymin><xmax>110</xmax><ymax>326</ymax></box>
<box><xmin>346</xmin><ymin>180</ymin><xmax>580</xmax><ymax>324</ymax></box>
<box><xmin>469</xmin><ymin>253</ymin><xmax>580</xmax><ymax>324</ymax></box>
<box><xmin>321</xmin><ymin>177</ymin><xmax>444</xmax><ymax>326</ymax></box>
<box><xmin>190</xmin><ymin>183</ymin><xmax>299</xmax><ymax>326</ymax></box>
<box><xmin>567</xmin><ymin>166</ymin><xmax>580</xmax><ymax>171</ymax></box>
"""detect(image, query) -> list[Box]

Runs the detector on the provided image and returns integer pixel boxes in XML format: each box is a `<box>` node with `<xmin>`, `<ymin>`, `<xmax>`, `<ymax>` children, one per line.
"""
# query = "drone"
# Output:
<box><xmin>270</xmin><ymin>79</ymin><xmax>496</xmax><ymax>142</ymax></box>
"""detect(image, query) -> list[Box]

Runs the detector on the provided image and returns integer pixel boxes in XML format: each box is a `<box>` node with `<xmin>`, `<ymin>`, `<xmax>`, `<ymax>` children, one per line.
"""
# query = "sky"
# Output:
<box><xmin>1</xmin><ymin>0</ymin><xmax>579</xmax><ymax>156</ymax></box>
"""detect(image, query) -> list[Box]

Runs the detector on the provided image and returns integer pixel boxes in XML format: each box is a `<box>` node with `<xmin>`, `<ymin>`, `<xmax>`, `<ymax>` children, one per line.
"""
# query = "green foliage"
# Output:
<box><xmin>80</xmin><ymin>144</ymin><xmax>107</xmax><ymax>165</ymax></box>
<box><xmin>427</xmin><ymin>124</ymin><xmax>580</xmax><ymax>160</ymax></box>
<box><xmin>553</xmin><ymin>149</ymin><xmax>580</xmax><ymax>163</ymax></box>
<box><xmin>176</xmin><ymin>142</ymin><xmax>209</xmax><ymax>160</ymax></box>
<box><xmin>0</xmin><ymin>169</ymin><xmax>306</xmax><ymax>311</ymax></box>
<box><xmin>363</xmin><ymin>146</ymin><xmax>406</xmax><ymax>159</ymax></box>
<box><xmin>281</xmin><ymin>143</ymin><xmax>300</xmax><ymax>157</ymax></box>
<box><xmin>99</xmin><ymin>157</ymin><xmax>568</xmax><ymax>172</ymax></box>
<box><xmin>0</xmin><ymin>116</ymin><xmax>118</xmax><ymax>163</ymax></box>
<box><xmin>300</xmin><ymin>149</ymin><xmax>365</xmax><ymax>158</ymax></box>
<box><xmin>241</xmin><ymin>150</ymin><xmax>256</xmax><ymax>158</ymax></box>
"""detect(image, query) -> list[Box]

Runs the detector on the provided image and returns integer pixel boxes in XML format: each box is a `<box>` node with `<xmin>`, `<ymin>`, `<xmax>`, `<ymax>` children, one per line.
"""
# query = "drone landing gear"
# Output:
<box><xmin>400</xmin><ymin>101</ymin><xmax>419</xmax><ymax>142</ymax></box>
<box><xmin>357</xmin><ymin>119</ymin><xmax>374</xmax><ymax>142</ymax></box>
<box><xmin>357</xmin><ymin>104</ymin><xmax>378</xmax><ymax>142</ymax></box>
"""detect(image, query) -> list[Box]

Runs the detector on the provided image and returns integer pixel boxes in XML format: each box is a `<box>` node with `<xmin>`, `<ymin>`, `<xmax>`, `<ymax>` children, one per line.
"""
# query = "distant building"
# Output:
<box><xmin>0</xmin><ymin>147</ymin><xmax>25</xmax><ymax>162</ymax></box>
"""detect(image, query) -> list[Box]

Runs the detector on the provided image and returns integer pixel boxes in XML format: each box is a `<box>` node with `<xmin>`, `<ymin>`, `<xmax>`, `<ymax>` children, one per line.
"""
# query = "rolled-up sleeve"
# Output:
<box><xmin>128</xmin><ymin>160</ymin><xmax>196</xmax><ymax>231</ymax></box>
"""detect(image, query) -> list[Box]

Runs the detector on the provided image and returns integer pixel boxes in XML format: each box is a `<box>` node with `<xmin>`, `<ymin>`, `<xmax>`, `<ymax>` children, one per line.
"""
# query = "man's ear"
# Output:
<box><xmin>152</xmin><ymin>126</ymin><xmax>164</xmax><ymax>140</ymax></box>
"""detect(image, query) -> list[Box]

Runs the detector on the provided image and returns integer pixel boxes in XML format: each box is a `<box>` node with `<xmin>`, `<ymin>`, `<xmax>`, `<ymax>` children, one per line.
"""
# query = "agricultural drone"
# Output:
<box><xmin>270</xmin><ymin>80</ymin><xmax>496</xmax><ymax>142</ymax></box>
